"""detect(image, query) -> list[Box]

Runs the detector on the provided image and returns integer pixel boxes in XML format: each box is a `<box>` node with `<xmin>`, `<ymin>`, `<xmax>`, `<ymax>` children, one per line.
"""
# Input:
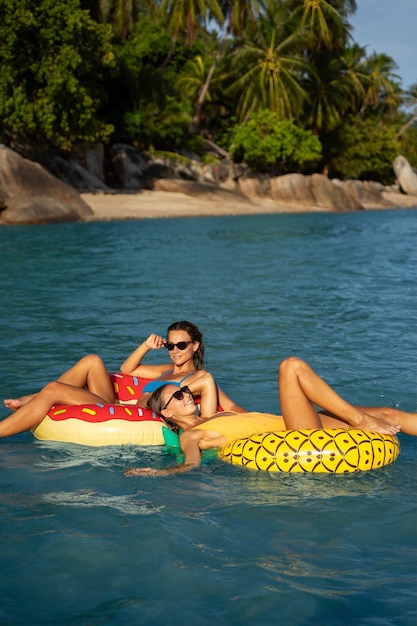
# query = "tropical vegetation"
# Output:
<box><xmin>0</xmin><ymin>0</ymin><xmax>416</xmax><ymax>181</ymax></box>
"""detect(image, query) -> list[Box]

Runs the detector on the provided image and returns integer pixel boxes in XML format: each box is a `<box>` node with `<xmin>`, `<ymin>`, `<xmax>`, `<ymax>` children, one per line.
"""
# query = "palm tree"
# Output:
<box><xmin>339</xmin><ymin>42</ymin><xmax>369</xmax><ymax>113</ymax></box>
<box><xmin>362</xmin><ymin>52</ymin><xmax>401</xmax><ymax>115</ymax></box>
<box><xmin>178</xmin><ymin>54</ymin><xmax>215</xmax><ymax>103</ymax></box>
<box><xmin>226</xmin><ymin>23</ymin><xmax>309</xmax><ymax>122</ymax></box>
<box><xmin>189</xmin><ymin>0</ymin><xmax>260</xmax><ymax>131</ymax></box>
<box><xmin>302</xmin><ymin>50</ymin><xmax>349</xmax><ymax>134</ymax></box>
<box><xmin>160</xmin><ymin>0</ymin><xmax>224</xmax><ymax>71</ymax></box>
<box><xmin>98</xmin><ymin>0</ymin><xmax>139</xmax><ymax>41</ymax></box>
<box><xmin>287</xmin><ymin>0</ymin><xmax>355</xmax><ymax>53</ymax></box>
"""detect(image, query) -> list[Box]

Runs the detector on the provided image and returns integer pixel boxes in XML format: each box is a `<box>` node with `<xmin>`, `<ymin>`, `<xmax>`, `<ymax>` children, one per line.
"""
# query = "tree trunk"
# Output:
<box><xmin>189</xmin><ymin>34</ymin><xmax>227</xmax><ymax>133</ymax></box>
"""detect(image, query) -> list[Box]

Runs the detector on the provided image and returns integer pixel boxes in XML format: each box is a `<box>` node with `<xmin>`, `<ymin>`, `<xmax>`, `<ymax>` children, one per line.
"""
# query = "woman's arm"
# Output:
<box><xmin>120</xmin><ymin>334</ymin><xmax>171</xmax><ymax>377</ymax></box>
<box><xmin>187</xmin><ymin>372</ymin><xmax>219</xmax><ymax>416</ymax></box>
<box><xmin>217</xmin><ymin>386</ymin><xmax>247</xmax><ymax>413</ymax></box>
<box><xmin>124</xmin><ymin>430</ymin><xmax>204</xmax><ymax>477</ymax></box>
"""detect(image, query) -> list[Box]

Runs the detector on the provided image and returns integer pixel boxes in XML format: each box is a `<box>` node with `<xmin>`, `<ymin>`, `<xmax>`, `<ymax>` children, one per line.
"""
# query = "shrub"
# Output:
<box><xmin>227</xmin><ymin>110</ymin><xmax>322</xmax><ymax>174</ymax></box>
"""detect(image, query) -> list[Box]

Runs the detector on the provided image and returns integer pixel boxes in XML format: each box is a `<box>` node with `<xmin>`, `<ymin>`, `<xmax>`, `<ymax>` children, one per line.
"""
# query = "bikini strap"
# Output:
<box><xmin>178</xmin><ymin>371</ymin><xmax>195</xmax><ymax>385</ymax></box>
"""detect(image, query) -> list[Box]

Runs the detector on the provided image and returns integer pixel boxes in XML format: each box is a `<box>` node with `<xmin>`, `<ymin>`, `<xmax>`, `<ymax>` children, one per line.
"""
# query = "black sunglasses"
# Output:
<box><xmin>164</xmin><ymin>341</ymin><xmax>193</xmax><ymax>351</ymax></box>
<box><xmin>162</xmin><ymin>385</ymin><xmax>192</xmax><ymax>410</ymax></box>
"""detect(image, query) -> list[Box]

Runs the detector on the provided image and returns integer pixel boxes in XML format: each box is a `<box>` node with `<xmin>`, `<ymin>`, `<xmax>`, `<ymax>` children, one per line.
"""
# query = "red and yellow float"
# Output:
<box><xmin>32</xmin><ymin>373</ymin><xmax>165</xmax><ymax>446</ymax></box>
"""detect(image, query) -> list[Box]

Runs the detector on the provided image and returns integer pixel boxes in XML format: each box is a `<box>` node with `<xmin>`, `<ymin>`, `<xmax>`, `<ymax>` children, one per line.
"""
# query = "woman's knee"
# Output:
<box><xmin>80</xmin><ymin>353</ymin><xmax>105</xmax><ymax>369</ymax></box>
<box><xmin>41</xmin><ymin>380</ymin><xmax>63</xmax><ymax>399</ymax></box>
<box><xmin>278</xmin><ymin>356</ymin><xmax>304</xmax><ymax>378</ymax></box>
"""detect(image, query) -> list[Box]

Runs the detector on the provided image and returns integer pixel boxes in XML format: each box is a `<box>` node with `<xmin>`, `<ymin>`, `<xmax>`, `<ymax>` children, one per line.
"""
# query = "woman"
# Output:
<box><xmin>120</xmin><ymin>320</ymin><xmax>245</xmax><ymax>413</ymax></box>
<box><xmin>1</xmin><ymin>321</ymin><xmax>243</xmax><ymax>439</ymax></box>
<box><xmin>125</xmin><ymin>357</ymin><xmax>415</xmax><ymax>477</ymax></box>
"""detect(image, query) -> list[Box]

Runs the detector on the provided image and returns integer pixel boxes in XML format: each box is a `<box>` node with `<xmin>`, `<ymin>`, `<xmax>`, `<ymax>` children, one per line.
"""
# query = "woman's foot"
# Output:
<box><xmin>3</xmin><ymin>393</ymin><xmax>36</xmax><ymax>410</ymax></box>
<box><xmin>353</xmin><ymin>410</ymin><xmax>400</xmax><ymax>435</ymax></box>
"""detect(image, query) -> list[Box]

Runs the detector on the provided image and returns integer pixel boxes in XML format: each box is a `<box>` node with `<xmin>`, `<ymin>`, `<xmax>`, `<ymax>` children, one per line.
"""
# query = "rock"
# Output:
<box><xmin>393</xmin><ymin>155</ymin><xmax>417</xmax><ymax>196</ymax></box>
<box><xmin>0</xmin><ymin>145</ymin><xmax>93</xmax><ymax>225</ymax></box>
<box><xmin>238</xmin><ymin>175</ymin><xmax>271</xmax><ymax>199</ymax></box>
<box><xmin>51</xmin><ymin>156</ymin><xmax>109</xmax><ymax>190</ymax></box>
<box><xmin>0</xmin><ymin>187</ymin><xmax>8</xmax><ymax>210</ymax></box>
<box><xmin>71</xmin><ymin>143</ymin><xmax>106</xmax><ymax>182</ymax></box>
<box><xmin>269</xmin><ymin>173</ymin><xmax>363</xmax><ymax>211</ymax></box>
<box><xmin>1</xmin><ymin>196</ymin><xmax>82</xmax><ymax>225</ymax></box>
<box><xmin>311</xmin><ymin>174</ymin><xmax>362</xmax><ymax>211</ymax></box>
<box><xmin>335</xmin><ymin>179</ymin><xmax>391</xmax><ymax>207</ymax></box>
<box><xmin>110</xmin><ymin>144</ymin><xmax>149</xmax><ymax>189</ymax></box>
<box><xmin>201</xmin><ymin>164</ymin><xmax>217</xmax><ymax>184</ymax></box>
<box><xmin>143</xmin><ymin>161</ymin><xmax>173</xmax><ymax>180</ymax></box>
<box><xmin>270</xmin><ymin>173</ymin><xmax>316</xmax><ymax>205</ymax></box>
<box><xmin>153</xmin><ymin>177</ymin><xmax>252</xmax><ymax>203</ymax></box>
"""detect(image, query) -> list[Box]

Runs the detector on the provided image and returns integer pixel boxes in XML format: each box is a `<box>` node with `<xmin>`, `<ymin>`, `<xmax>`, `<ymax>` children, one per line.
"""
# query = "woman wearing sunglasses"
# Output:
<box><xmin>1</xmin><ymin>321</ymin><xmax>243</xmax><ymax>439</ymax></box>
<box><xmin>120</xmin><ymin>320</ymin><xmax>245</xmax><ymax>414</ymax></box>
<box><xmin>125</xmin><ymin>356</ymin><xmax>416</xmax><ymax>476</ymax></box>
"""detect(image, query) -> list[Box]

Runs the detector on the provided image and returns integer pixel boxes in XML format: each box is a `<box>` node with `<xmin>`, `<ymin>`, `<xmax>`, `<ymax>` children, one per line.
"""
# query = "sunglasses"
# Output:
<box><xmin>164</xmin><ymin>340</ymin><xmax>193</xmax><ymax>351</ymax></box>
<box><xmin>162</xmin><ymin>385</ymin><xmax>192</xmax><ymax>410</ymax></box>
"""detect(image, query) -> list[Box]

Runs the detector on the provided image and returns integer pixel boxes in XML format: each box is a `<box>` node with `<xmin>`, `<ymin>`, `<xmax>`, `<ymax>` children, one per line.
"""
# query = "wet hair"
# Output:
<box><xmin>167</xmin><ymin>320</ymin><xmax>205</xmax><ymax>370</ymax></box>
<box><xmin>147</xmin><ymin>385</ymin><xmax>166</xmax><ymax>416</ymax></box>
<box><xmin>147</xmin><ymin>385</ymin><xmax>181</xmax><ymax>433</ymax></box>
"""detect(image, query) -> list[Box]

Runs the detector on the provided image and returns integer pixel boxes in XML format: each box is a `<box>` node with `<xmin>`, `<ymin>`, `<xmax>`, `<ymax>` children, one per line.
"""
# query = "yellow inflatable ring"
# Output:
<box><xmin>220</xmin><ymin>428</ymin><xmax>400</xmax><ymax>473</ymax></box>
<box><xmin>32</xmin><ymin>373</ymin><xmax>163</xmax><ymax>447</ymax></box>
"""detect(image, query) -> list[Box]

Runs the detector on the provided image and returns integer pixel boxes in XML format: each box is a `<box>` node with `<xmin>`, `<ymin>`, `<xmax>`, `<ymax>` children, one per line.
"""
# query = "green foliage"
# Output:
<box><xmin>329</xmin><ymin>116</ymin><xmax>400</xmax><ymax>184</ymax></box>
<box><xmin>227</xmin><ymin>110</ymin><xmax>322</xmax><ymax>173</ymax></box>
<box><xmin>107</xmin><ymin>18</ymin><xmax>206</xmax><ymax>150</ymax></box>
<box><xmin>398</xmin><ymin>125</ymin><xmax>417</xmax><ymax>169</ymax></box>
<box><xmin>0</xmin><ymin>0</ymin><xmax>409</xmax><ymax>169</ymax></box>
<box><xmin>0</xmin><ymin>0</ymin><xmax>114</xmax><ymax>149</ymax></box>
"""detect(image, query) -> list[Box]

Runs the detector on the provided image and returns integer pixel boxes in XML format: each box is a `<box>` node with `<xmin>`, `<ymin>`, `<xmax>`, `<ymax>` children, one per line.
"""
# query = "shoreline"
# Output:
<box><xmin>80</xmin><ymin>189</ymin><xmax>417</xmax><ymax>221</ymax></box>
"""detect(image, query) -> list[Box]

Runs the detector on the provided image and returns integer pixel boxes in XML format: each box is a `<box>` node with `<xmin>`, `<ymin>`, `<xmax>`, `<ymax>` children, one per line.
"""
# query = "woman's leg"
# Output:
<box><xmin>0</xmin><ymin>380</ymin><xmax>113</xmax><ymax>438</ymax></box>
<box><xmin>1</xmin><ymin>354</ymin><xmax>115</xmax><ymax>438</ymax></box>
<box><xmin>278</xmin><ymin>357</ymin><xmax>401</xmax><ymax>435</ymax></box>
<box><xmin>4</xmin><ymin>354</ymin><xmax>114</xmax><ymax>410</ymax></box>
<box><xmin>355</xmin><ymin>406</ymin><xmax>417</xmax><ymax>436</ymax></box>
<box><xmin>55</xmin><ymin>354</ymin><xmax>114</xmax><ymax>402</ymax></box>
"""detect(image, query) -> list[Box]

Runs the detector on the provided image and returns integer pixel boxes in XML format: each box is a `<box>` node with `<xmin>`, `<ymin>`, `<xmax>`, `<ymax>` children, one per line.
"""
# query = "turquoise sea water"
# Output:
<box><xmin>0</xmin><ymin>209</ymin><xmax>416</xmax><ymax>625</ymax></box>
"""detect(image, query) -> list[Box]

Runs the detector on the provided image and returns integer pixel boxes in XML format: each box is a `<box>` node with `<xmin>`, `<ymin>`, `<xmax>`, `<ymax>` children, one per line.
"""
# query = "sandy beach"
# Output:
<box><xmin>80</xmin><ymin>188</ymin><xmax>417</xmax><ymax>221</ymax></box>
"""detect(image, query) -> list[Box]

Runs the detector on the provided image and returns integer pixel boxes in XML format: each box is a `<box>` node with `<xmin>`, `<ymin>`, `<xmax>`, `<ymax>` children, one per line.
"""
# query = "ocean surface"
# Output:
<box><xmin>0</xmin><ymin>208</ymin><xmax>416</xmax><ymax>625</ymax></box>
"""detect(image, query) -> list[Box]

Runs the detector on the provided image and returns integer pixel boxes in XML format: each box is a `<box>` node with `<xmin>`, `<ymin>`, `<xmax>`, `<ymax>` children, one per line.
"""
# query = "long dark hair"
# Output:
<box><xmin>167</xmin><ymin>320</ymin><xmax>205</xmax><ymax>370</ymax></box>
<box><xmin>148</xmin><ymin>385</ymin><xmax>181</xmax><ymax>433</ymax></box>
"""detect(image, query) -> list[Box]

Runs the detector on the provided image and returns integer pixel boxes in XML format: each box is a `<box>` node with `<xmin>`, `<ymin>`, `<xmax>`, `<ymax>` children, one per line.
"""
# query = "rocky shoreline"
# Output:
<box><xmin>80</xmin><ymin>187</ymin><xmax>417</xmax><ymax>222</ymax></box>
<box><xmin>1</xmin><ymin>143</ymin><xmax>416</xmax><ymax>225</ymax></box>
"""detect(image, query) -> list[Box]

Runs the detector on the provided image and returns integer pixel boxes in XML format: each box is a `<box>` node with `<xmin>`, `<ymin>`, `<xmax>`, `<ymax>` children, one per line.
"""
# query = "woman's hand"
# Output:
<box><xmin>120</xmin><ymin>333</ymin><xmax>168</xmax><ymax>375</ymax></box>
<box><xmin>125</xmin><ymin>464</ymin><xmax>196</xmax><ymax>477</ymax></box>
<box><xmin>125</xmin><ymin>467</ymin><xmax>159</xmax><ymax>476</ymax></box>
<box><xmin>144</xmin><ymin>334</ymin><xmax>166</xmax><ymax>350</ymax></box>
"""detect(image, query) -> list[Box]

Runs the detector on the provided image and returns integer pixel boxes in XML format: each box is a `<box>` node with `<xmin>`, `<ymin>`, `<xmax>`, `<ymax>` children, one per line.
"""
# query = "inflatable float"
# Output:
<box><xmin>220</xmin><ymin>428</ymin><xmax>400</xmax><ymax>473</ymax></box>
<box><xmin>32</xmin><ymin>373</ymin><xmax>401</xmax><ymax>473</ymax></box>
<box><xmin>32</xmin><ymin>373</ymin><xmax>165</xmax><ymax>446</ymax></box>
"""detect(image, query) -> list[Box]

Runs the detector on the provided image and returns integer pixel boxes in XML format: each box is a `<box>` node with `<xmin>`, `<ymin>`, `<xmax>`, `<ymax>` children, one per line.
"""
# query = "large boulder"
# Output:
<box><xmin>269</xmin><ymin>172</ymin><xmax>363</xmax><ymax>211</ymax></box>
<box><xmin>311</xmin><ymin>174</ymin><xmax>362</xmax><ymax>211</ymax></box>
<box><xmin>51</xmin><ymin>155</ymin><xmax>108</xmax><ymax>190</ymax></box>
<box><xmin>1</xmin><ymin>197</ymin><xmax>83</xmax><ymax>225</ymax></box>
<box><xmin>393</xmin><ymin>155</ymin><xmax>417</xmax><ymax>196</ymax></box>
<box><xmin>238</xmin><ymin>175</ymin><xmax>271</xmax><ymax>199</ymax></box>
<box><xmin>270</xmin><ymin>173</ymin><xmax>316</xmax><ymax>205</ymax></box>
<box><xmin>109</xmin><ymin>144</ymin><xmax>150</xmax><ymax>189</ymax></box>
<box><xmin>0</xmin><ymin>145</ymin><xmax>93</xmax><ymax>225</ymax></box>
<box><xmin>335</xmin><ymin>179</ymin><xmax>392</xmax><ymax>208</ymax></box>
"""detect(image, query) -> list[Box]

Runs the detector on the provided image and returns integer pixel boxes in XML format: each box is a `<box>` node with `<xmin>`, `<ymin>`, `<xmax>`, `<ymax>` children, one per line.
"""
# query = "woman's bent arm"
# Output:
<box><xmin>120</xmin><ymin>334</ymin><xmax>170</xmax><ymax>377</ymax></box>
<box><xmin>124</xmin><ymin>430</ymin><xmax>204</xmax><ymax>477</ymax></box>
